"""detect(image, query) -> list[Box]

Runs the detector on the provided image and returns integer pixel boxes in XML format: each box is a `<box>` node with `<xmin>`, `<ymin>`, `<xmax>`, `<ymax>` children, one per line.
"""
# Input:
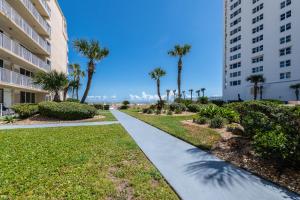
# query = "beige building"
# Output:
<box><xmin>0</xmin><ymin>0</ymin><xmax>68</xmax><ymax>110</ymax></box>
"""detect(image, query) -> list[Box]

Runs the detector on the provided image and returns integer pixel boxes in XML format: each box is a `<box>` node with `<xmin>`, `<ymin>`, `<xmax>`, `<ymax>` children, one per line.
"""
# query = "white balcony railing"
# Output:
<box><xmin>20</xmin><ymin>0</ymin><xmax>51</xmax><ymax>35</ymax></box>
<box><xmin>0</xmin><ymin>67</ymin><xmax>42</xmax><ymax>90</ymax></box>
<box><xmin>0</xmin><ymin>0</ymin><xmax>51</xmax><ymax>54</ymax></box>
<box><xmin>39</xmin><ymin>0</ymin><xmax>51</xmax><ymax>17</ymax></box>
<box><xmin>0</xmin><ymin>32</ymin><xmax>51</xmax><ymax>71</ymax></box>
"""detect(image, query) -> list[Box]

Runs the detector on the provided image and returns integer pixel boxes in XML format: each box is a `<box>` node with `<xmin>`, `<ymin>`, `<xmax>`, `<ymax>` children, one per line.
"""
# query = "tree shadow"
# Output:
<box><xmin>184</xmin><ymin>148</ymin><xmax>300</xmax><ymax>200</ymax></box>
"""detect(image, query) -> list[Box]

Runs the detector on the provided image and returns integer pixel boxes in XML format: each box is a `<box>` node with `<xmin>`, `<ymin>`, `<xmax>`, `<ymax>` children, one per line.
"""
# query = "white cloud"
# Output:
<box><xmin>129</xmin><ymin>91</ymin><xmax>160</xmax><ymax>102</ymax></box>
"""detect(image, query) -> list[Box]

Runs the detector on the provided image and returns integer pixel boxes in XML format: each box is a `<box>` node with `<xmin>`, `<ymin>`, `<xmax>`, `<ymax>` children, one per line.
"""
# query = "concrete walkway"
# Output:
<box><xmin>112</xmin><ymin>110</ymin><xmax>300</xmax><ymax>200</ymax></box>
<box><xmin>0</xmin><ymin>121</ymin><xmax>119</xmax><ymax>130</ymax></box>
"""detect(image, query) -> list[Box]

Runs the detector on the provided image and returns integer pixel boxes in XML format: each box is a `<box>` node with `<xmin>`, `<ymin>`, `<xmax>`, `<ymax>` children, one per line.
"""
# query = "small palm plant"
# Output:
<box><xmin>189</xmin><ymin>89</ymin><xmax>193</xmax><ymax>101</ymax></box>
<box><xmin>73</xmin><ymin>39</ymin><xmax>109</xmax><ymax>103</ymax></box>
<box><xmin>246</xmin><ymin>75</ymin><xmax>265</xmax><ymax>100</ymax></box>
<box><xmin>201</xmin><ymin>88</ymin><xmax>206</xmax><ymax>97</ymax></box>
<box><xmin>149</xmin><ymin>67</ymin><xmax>166</xmax><ymax>110</ymax></box>
<box><xmin>33</xmin><ymin>70</ymin><xmax>68</xmax><ymax>102</ymax></box>
<box><xmin>290</xmin><ymin>83</ymin><xmax>300</xmax><ymax>101</ymax></box>
<box><xmin>168</xmin><ymin>44</ymin><xmax>191</xmax><ymax>99</ymax></box>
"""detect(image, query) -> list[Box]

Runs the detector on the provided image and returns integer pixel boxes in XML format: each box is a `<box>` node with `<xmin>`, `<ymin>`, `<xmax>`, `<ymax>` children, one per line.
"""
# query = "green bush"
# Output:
<box><xmin>210</xmin><ymin>116</ymin><xmax>226</xmax><ymax>128</ymax></box>
<box><xmin>261</xmin><ymin>99</ymin><xmax>284</xmax><ymax>105</ymax></box>
<box><xmin>197</xmin><ymin>96</ymin><xmax>209</xmax><ymax>104</ymax></box>
<box><xmin>146</xmin><ymin>109</ymin><xmax>154</xmax><ymax>114</ymax></box>
<box><xmin>155</xmin><ymin>110</ymin><xmax>161</xmax><ymax>115</ymax></box>
<box><xmin>198</xmin><ymin>104</ymin><xmax>219</xmax><ymax>119</ymax></box>
<box><xmin>39</xmin><ymin>102</ymin><xmax>97</xmax><ymax>120</ymax></box>
<box><xmin>175</xmin><ymin>99</ymin><xmax>193</xmax><ymax>107</ymax></box>
<box><xmin>167</xmin><ymin>110</ymin><xmax>173</xmax><ymax>115</ymax></box>
<box><xmin>218</xmin><ymin>108</ymin><xmax>240</xmax><ymax>123</ymax></box>
<box><xmin>93</xmin><ymin>104</ymin><xmax>104</xmax><ymax>110</ymax></box>
<box><xmin>226</xmin><ymin>124</ymin><xmax>244</xmax><ymax>135</ymax></box>
<box><xmin>66</xmin><ymin>98</ymin><xmax>80</xmax><ymax>103</ymax></box>
<box><xmin>174</xmin><ymin>108</ymin><xmax>182</xmax><ymax>114</ymax></box>
<box><xmin>187</xmin><ymin>104</ymin><xmax>200</xmax><ymax>113</ymax></box>
<box><xmin>195</xmin><ymin>116</ymin><xmax>208</xmax><ymax>125</ymax></box>
<box><xmin>3</xmin><ymin>115</ymin><xmax>16</xmax><ymax>124</ymax></box>
<box><xmin>104</xmin><ymin>105</ymin><xmax>110</xmax><ymax>110</ymax></box>
<box><xmin>210</xmin><ymin>100</ymin><xmax>225</xmax><ymax>106</ymax></box>
<box><xmin>11</xmin><ymin>104</ymin><xmax>39</xmax><ymax>119</ymax></box>
<box><xmin>119</xmin><ymin>105</ymin><xmax>129</xmax><ymax>110</ymax></box>
<box><xmin>169</xmin><ymin>103</ymin><xmax>187</xmax><ymax>112</ymax></box>
<box><xmin>253</xmin><ymin>130</ymin><xmax>295</xmax><ymax>165</ymax></box>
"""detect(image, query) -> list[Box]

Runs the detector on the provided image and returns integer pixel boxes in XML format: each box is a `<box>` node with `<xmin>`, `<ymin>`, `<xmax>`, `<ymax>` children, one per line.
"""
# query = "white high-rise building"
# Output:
<box><xmin>223</xmin><ymin>0</ymin><xmax>300</xmax><ymax>101</ymax></box>
<box><xmin>0</xmin><ymin>0</ymin><xmax>68</xmax><ymax>108</ymax></box>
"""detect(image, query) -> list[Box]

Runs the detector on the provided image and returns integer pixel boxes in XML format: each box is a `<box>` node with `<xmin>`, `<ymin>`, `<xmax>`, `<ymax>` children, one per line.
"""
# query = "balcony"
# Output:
<box><xmin>0</xmin><ymin>32</ymin><xmax>50</xmax><ymax>72</ymax></box>
<box><xmin>0</xmin><ymin>67</ymin><xmax>45</xmax><ymax>92</ymax></box>
<box><xmin>8</xmin><ymin>0</ymin><xmax>51</xmax><ymax>37</ymax></box>
<box><xmin>0</xmin><ymin>0</ymin><xmax>51</xmax><ymax>55</ymax></box>
<box><xmin>32</xmin><ymin>0</ymin><xmax>51</xmax><ymax>18</ymax></box>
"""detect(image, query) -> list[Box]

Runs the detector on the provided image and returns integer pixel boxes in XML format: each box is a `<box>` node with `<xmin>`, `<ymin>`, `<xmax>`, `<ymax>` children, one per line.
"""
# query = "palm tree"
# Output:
<box><xmin>290</xmin><ymin>83</ymin><xmax>300</xmax><ymax>101</ymax></box>
<box><xmin>182</xmin><ymin>91</ymin><xmax>186</xmax><ymax>100</ymax></box>
<box><xmin>168</xmin><ymin>44</ymin><xmax>191</xmax><ymax>99</ymax></box>
<box><xmin>189</xmin><ymin>89</ymin><xmax>193</xmax><ymax>101</ymax></box>
<box><xmin>33</xmin><ymin>70</ymin><xmax>68</xmax><ymax>102</ymax></box>
<box><xmin>201</xmin><ymin>88</ymin><xmax>206</xmax><ymax>97</ymax></box>
<box><xmin>196</xmin><ymin>90</ymin><xmax>201</xmax><ymax>98</ymax></box>
<box><xmin>68</xmin><ymin>64</ymin><xmax>85</xmax><ymax>99</ymax></box>
<box><xmin>173</xmin><ymin>90</ymin><xmax>177</xmax><ymax>100</ymax></box>
<box><xmin>73</xmin><ymin>39</ymin><xmax>109</xmax><ymax>103</ymax></box>
<box><xmin>149</xmin><ymin>67</ymin><xmax>166</xmax><ymax>109</ymax></box>
<box><xmin>246</xmin><ymin>75</ymin><xmax>265</xmax><ymax>100</ymax></box>
<box><xmin>166</xmin><ymin>89</ymin><xmax>171</xmax><ymax>102</ymax></box>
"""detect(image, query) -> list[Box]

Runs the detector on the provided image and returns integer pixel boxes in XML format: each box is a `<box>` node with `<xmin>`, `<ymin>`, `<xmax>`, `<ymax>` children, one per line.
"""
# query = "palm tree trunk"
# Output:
<box><xmin>81</xmin><ymin>62</ymin><xmax>94</xmax><ymax>103</ymax></box>
<box><xmin>296</xmin><ymin>89</ymin><xmax>299</xmax><ymax>101</ymax></box>
<box><xmin>54</xmin><ymin>91</ymin><xmax>60</xmax><ymax>102</ymax></box>
<box><xmin>254</xmin><ymin>83</ymin><xmax>258</xmax><ymax>100</ymax></box>
<box><xmin>76</xmin><ymin>87</ymin><xmax>79</xmax><ymax>100</ymax></box>
<box><xmin>177</xmin><ymin>57</ymin><xmax>182</xmax><ymax>99</ymax></box>
<box><xmin>157</xmin><ymin>79</ymin><xmax>162</xmax><ymax>110</ymax></box>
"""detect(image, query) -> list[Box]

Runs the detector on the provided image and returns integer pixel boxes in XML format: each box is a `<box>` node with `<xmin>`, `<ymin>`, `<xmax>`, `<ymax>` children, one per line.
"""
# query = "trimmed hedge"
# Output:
<box><xmin>11</xmin><ymin>104</ymin><xmax>39</xmax><ymax>119</ymax></box>
<box><xmin>169</xmin><ymin>103</ymin><xmax>187</xmax><ymax>112</ymax></box>
<box><xmin>39</xmin><ymin>102</ymin><xmax>97</xmax><ymax>120</ymax></box>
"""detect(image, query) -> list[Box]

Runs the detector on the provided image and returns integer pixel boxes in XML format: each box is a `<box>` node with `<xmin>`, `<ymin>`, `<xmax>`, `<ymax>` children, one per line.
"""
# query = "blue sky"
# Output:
<box><xmin>58</xmin><ymin>0</ymin><xmax>223</xmax><ymax>102</ymax></box>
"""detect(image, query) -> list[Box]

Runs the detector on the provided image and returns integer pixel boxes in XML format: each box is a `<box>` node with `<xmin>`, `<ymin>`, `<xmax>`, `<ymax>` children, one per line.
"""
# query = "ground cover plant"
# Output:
<box><xmin>0</xmin><ymin>125</ymin><xmax>178</xmax><ymax>199</ymax></box>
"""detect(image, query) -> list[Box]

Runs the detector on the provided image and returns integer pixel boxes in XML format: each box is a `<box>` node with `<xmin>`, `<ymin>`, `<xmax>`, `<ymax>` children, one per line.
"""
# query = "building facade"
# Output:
<box><xmin>223</xmin><ymin>0</ymin><xmax>300</xmax><ymax>101</ymax></box>
<box><xmin>0</xmin><ymin>0</ymin><xmax>68</xmax><ymax>108</ymax></box>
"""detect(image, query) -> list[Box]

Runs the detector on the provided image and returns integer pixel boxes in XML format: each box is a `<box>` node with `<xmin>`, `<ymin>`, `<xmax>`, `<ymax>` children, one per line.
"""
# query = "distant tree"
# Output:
<box><xmin>246</xmin><ymin>75</ymin><xmax>265</xmax><ymax>100</ymax></box>
<box><xmin>196</xmin><ymin>90</ymin><xmax>201</xmax><ymax>98</ymax></box>
<box><xmin>182</xmin><ymin>91</ymin><xmax>186</xmax><ymax>99</ymax></box>
<box><xmin>168</xmin><ymin>44</ymin><xmax>191</xmax><ymax>99</ymax></box>
<box><xmin>149</xmin><ymin>67</ymin><xmax>167</xmax><ymax>109</ymax></box>
<box><xmin>290</xmin><ymin>83</ymin><xmax>300</xmax><ymax>101</ymax></box>
<box><xmin>173</xmin><ymin>90</ymin><xmax>177</xmax><ymax>100</ymax></box>
<box><xmin>73</xmin><ymin>39</ymin><xmax>109</xmax><ymax>103</ymax></box>
<box><xmin>33</xmin><ymin>70</ymin><xmax>68</xmax><ymax>102</ymax></box>
<box><xmin>68</xmin><ymin>63</ymin><xmax>85</xmax><ymax>100</ymax></box>
<box><xmin>201</xmin><ymin>88</ymin><xmax>206</xmax><ymax>97</ymax></box>
<box><xmin>189</xmin><ymin>89</ymin><xmax>194</xmax><ymax>101</ymax></box>
<box><xmin>166</xmin><ymin>89</ymin><xmax>171</xmax><ymax>102</ymax></box>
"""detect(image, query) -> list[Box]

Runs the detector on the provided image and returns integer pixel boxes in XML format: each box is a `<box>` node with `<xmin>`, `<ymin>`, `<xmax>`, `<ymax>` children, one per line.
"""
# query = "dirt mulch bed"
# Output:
<box><xmin>0</xmin><ymin>114</ymin><xmax>105</xmax><ymax>125</ymax></box>
<box><xmin>182</xmin><ymin>120</ymin><xmax>300</xmax><ymax>194</ymax></box>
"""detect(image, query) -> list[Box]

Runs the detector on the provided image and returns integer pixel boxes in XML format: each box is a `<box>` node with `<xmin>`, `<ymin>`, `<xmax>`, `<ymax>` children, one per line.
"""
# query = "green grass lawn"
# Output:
<box><xmin>123</xmin><ymin>109</ymin><xmax>221</xmax><ymax>150</ymax></box>
<box><xmin>97</xmin><ymin>110</ymin><xmax>117</xmax><ymax>121</ymax></box>
<box><xmin>0</xmin><ymin>125</ymin><xmax>178</xmax><ymax>199</ymax></box>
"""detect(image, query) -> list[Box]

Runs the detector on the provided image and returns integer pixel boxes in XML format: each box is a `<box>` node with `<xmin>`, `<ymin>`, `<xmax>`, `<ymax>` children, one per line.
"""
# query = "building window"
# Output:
<box><xmin>279</xmin><ymin>47</ymin><xmax>292</xmax><ymax>56</ymax></box>
<box><xmin>280</xmin><ymin>72</ymin><xmax>291</xmax><ymax>79</ymax></box>
<box><xmin>252</xmin><ymin>55</ymin><xmax>264</xmax><ymax>63</ymax></box>
<box><xmin>252</xmin><ymin>35</ymin><xmax>263</xmax><ymax>43</ymax></box>
<box><xmin>20</xmin><ymin>92</ymin><xmax>35</xmax><ymax>103</ymax></box>
<box><xmin>230</xmin><ymin>62</ymin><xmax>241</xmax><ymax>69</ymax></box>
<box><xmin>252</xmin><ymin>45</ymin><xmax>263</xmax><ymax>54</ymax></box>
<box><xmin>230</xmin><ymin>71</ymin><xmax>241</xmax><ymax>78</ymax></box>
<box><xmin>252</xmin><ymin>14</ymin><xmax>263</xmax><ymax>24</ymax></box>
<box><xmin>252</xmin><ymin>66</ymin><xmax>264</xmax><ymax>73</ymax></box>
<box><xmin>253</xmin><ymin>3</ymin><xmax>264</xmax><ymax>14</ymax></box>
<box><xmin>230</xmin><ymin>80</ymin><xmax>241</xmax><ymax>86</ymax></box>
<box><xmin>280</xmin><ymin>60</ymin><xmax>291</xmax><ymax>68</ymax></box>
<box><xmin>252</xmin><ymin>24</ymin><xmax>264</xmax><ymax>34</ymax></box>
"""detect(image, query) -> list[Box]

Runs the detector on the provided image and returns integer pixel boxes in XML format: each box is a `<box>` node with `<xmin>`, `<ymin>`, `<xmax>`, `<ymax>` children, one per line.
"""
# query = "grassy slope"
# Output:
<box><xmin>123</xmin><ymin>109</ymin><xmax>221</xmax><ymax>150</ymax></box>
<box><xmin>0</xmin><ymin>125</ymin><xmax>178</xmax><ymax>199</ymax></box>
